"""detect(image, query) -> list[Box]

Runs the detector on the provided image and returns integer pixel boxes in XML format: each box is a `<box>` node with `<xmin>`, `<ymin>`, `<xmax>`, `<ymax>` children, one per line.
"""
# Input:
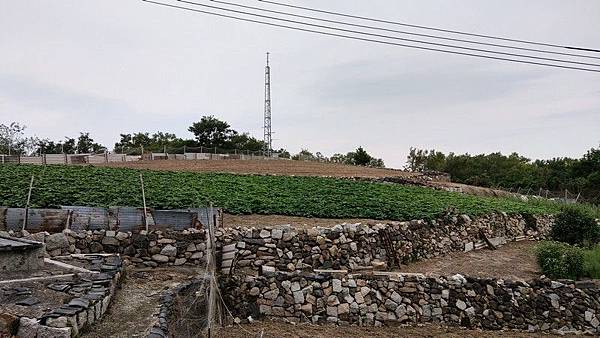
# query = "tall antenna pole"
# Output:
<box><xmin>263</xmin><ymin>52</ymin><xmax>273</xmax><ymax>157</ymax></box>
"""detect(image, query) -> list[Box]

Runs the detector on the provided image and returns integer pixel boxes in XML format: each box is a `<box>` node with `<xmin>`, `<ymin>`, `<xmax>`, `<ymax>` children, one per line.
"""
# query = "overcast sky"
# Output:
<box><xmin>1</xmin><ymin>0</ymin><xmax>599</xmax><ymax>168</ymax></box>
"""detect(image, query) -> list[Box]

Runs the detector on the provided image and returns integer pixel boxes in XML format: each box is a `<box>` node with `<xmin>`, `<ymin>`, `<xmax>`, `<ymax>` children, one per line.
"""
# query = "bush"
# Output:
<box><xmin>551</xmin><ymin>206</ymin><xmax>600</xmax><ymax>246</ymax></box>
<box><xmin>535</xmin><ymin>241</ymin><xmax>584</xmax><ymax>279</ymax></box>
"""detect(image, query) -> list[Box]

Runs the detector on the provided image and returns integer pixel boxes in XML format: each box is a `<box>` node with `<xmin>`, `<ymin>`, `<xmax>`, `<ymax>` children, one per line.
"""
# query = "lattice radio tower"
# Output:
<box><xmin>263</xmin><ymin>52</ymin><xmax>273</xmax><ymax>157</ymax></box>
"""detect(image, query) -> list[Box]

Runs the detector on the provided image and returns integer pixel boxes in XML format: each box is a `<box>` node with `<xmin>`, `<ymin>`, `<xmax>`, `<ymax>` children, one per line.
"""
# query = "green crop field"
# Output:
<box><xmin>0</xmin><ymin>164</ymin><xmax>594</xmax><ymax>221</ymax></box>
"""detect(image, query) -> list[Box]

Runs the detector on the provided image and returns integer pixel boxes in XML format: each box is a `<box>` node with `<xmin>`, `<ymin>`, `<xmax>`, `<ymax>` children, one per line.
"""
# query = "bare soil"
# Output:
<box><xmin>401</xmin><ymin>240</ymin><xmax>541</xmax><ymax>281</ymax></box>
<box><xmin>215</xmin><ymin>321</ymin><xmax>571</xmax><ymax>338</ymax></box>
<box><xmin>80</xmin><ymin>266</ymin><xmax>201</xmax><ymax>338</ymax></box>
<box><xmin>96</xmin><ymin>160</ymin><xmax>415</xmax><ymax>178</ymax></box>
<box><xmin>223</xmin><ymin>213</ymin><xmax>397</xmax><ymax>229</ymax></box>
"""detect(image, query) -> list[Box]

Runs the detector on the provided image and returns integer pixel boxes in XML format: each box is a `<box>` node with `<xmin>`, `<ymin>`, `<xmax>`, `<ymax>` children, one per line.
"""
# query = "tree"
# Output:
<box><xmin>76</xmin><ymin>132</ymin><xmax>104</xmax><ymax>153</ymax></box>
<box><xmin>229</xmin><ymin>133</ymin><xmax>265</xmax><ymax>152</ymax></box>
<box><xmin>292</xmin><ymin>149</ymin><xmax>316</xmax><ymax>161</ymax></box>
<box><xmin>274</xmin><ymin>148</ymin><xmax>290</xmax><ymax>159</ymax></box>
<box><xmin>352</xmin><ymin>147</ymin><xmax>372</xmax><ymax>166</ymax></box>
<box><xmin>0</xmin><ymin>122</ymin><xmax>28</xmax><ymax>155</ymax></box>
<box><xmin>188</xmin><ymin>116</ymin><xmax>237</xmax><ymax>149</ymax></box>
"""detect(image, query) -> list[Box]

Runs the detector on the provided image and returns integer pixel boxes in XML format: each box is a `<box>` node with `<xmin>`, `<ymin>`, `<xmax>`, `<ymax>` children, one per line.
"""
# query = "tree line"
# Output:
<box><xmin>406</xmin><ymin>147</ymin><xmax>600</xmax><ymax>204</ymax></box>
<box><xmin>0</xmin><ymin>117</ymin><xmax>384</xmax><ymax>167</ymax></box>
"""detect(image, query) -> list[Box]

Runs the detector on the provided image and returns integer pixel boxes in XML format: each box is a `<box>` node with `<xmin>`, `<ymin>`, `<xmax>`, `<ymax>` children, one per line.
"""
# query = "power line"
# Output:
<box><xmin>141</xmin><ymin>0</ymin><xmax>600</xmax><ymax>73</ymax></box>
<box><xmin>258</xmin><ymin>0</ymin><xmax>600</xmax><ymax>54</ymax></box>
<box><xmin>209</xmin><ymin>0</ymin><xmax>600</xmax><ymax>61</ymax></box>
<box><xmin>176</xmin><ymin>0</ymin><xmax>600</xmax><ymax>68</ymax></box>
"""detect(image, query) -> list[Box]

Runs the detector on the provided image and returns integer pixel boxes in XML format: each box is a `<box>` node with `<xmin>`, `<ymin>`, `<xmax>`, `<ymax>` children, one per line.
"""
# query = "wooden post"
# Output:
<box><xmin>206</xmin><ymin>204</ymin><xmax>217</xmax><ymax>338</ymax></box>
<box><xmin>575</xmin><ymin>192</ymin><xmax>581</xmax><ymax>203</ymax></box>
<box><xmin>140</xmin><ymin>173</ymin><xmax>149</xmax><ymax>232</ymax></box>
<box><xmin>22</xmin><ymin>175</ymin><xmax>34</xmax><ymax>231</ymax></box>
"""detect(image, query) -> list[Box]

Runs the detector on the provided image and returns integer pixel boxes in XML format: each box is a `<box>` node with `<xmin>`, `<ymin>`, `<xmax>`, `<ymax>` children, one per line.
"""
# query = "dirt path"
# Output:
<box><xmin>401</xmin><ymin>240</ymin><xmax>541</xmax><ymax>281</ymax></box>
<box><xmin>80</xmin><ymin>267</ymin><xmax>201</xmax><ymax>338</ymax></box>
<box><xmin>215</xmin><ymin>321</ymin><xmax>571</xmax><ymax>338</ymax></box>
<box><xmin>223</xmin><ymin>213</ymin><xmax>398</xmax><ymax>229</ymax></box>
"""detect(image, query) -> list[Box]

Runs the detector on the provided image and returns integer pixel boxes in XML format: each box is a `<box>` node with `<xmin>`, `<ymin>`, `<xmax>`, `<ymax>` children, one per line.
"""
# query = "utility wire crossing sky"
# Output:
<box><xmin>142</xmin><ymin>0</ymin><xmax>600</xmax><ymax>72</ymax></box>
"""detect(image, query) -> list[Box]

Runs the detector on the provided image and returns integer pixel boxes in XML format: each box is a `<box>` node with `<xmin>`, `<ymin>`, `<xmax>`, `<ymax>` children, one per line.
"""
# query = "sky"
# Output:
<box><xmin>1</xmin><ymin>0</ymin><xmax>599</xmax><ymax>168</ymax></box>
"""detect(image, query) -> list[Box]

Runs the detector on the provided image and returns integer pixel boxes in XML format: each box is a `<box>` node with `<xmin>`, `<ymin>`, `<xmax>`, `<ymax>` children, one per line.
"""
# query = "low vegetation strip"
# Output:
<box><xmin>0</xmin><ymin>165</ymin><xmax>591</xmax><ymax>221</ymax></box>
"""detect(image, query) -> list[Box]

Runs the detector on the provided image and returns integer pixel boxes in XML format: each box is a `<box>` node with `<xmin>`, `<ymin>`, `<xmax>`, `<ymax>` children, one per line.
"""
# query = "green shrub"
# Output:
<box><xmin>551</xmin><ymin>206</ymin><xmax>600</xmax><ymax>246</ymax></box>
<box><xmin>535</xmin><ymin>241</ymin><xmax>584</xmax><ymax>279</ymax></box>
<box><xmin>583</xmin><ymin>246</ymin><xmax>600</xmax><ymax>279</ymax></box>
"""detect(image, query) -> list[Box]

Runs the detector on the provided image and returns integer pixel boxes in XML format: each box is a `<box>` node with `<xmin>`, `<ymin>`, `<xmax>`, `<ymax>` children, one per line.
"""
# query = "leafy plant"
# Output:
<box><xmin>0</xmin><ymin>164</ymin><xmax>596</xmax><ymax>221</ymax></box>
<box><xmin>535</xmin><ymin>241</ymin><xmax>584</xmax><ymax>279</ymax></box>
<box><xmin>551</xmin><ymin>206</ymin><xmax>600</xmax><ymax>246</ymax></box>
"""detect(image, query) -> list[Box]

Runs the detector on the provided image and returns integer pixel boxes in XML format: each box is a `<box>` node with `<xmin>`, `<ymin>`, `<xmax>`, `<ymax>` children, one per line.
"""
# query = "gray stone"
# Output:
<box><xmin>264</xmin><ymin>290</ymin><xmax>279</xmax><ymax>300</ymax></box>
<box><xmin>271</xmin><ymin>229</ymin><xmax>283</xmax><ymax>240</ymax></box>
<box><xmin>456</xmin><ymin>299</ymin><xmax>467</xmax><ymax>310</ymax></box>
<box><xmin>101</xmin><ymin>236</ymin><xmax>119</xmax><ymax>246</ymax></box>
<box><xmin>160</xmin><ymin>245</ymin><xmax>177</xmax><ymax>257</ymax></box>
<box><xmin>151</xmin><ymin>254</ymin><xmax>169</xmax><ymax>263</ymax></box>
<box><xmin>174</xmin><ymin>258</ymin><xmax>186</xmax><ymax>266</ymax></box>
<box><xmin>46</xmin><ymin>316</ymin><xmax>68</xmax><ymax>328</ymax></box>
<box><xmin>16</xmin><ymin>317</ymin><xmax>39</xmax><ymax>337</ymax></box>
<box><xmin>332</xmin><ymin>279</ymin><xmax>342</xmax><ymax>292</ymax></box>
<box><xmin>116</xmin><ymin>232</ymin><xmax>129</xmax><ymax>241</ymax></box>
<box><xmin>45</xmin><ymin>233</ymin><xmax>69</xmax><ymax>251</ymax></box>
<box><xmin>293</xmin><ymin>290</ymin><xmax>305</xmax><ymax>304</ymax></box>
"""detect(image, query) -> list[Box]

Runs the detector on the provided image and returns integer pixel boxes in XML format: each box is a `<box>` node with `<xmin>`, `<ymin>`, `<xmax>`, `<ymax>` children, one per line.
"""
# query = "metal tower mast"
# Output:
<box><xmin>263</xmin><ymin>52</ymin><xmax>272</xmax><ymax>157</ymax></box>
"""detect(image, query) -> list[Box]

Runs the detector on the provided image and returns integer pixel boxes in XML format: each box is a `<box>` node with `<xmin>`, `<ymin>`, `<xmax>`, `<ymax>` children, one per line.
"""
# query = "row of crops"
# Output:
<box><xmin>0</xmin><ymin>164</ymin><xmax>577</xmax><ymax>221</ymax></box>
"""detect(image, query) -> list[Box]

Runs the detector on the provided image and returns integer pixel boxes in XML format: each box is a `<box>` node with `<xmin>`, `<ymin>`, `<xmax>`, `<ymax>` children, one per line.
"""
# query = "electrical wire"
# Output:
<box><xmin>258</xmin><ymin>0</ymin><xmax>600</xmax><ymax>53</ymax></box>
<box><xmin>208</xmin><ymin>0</ymin><xmax>600</xmax><ymax>61</ymax></box>
<box><xmin>141</xmin><ymin>0</ymin><xmax>600</xmax><ymax>73</ymax></box>
<box><xmin>176</xmin><ymin>0</ymin><xmax>600</xmax><ymax>68</ymax></box>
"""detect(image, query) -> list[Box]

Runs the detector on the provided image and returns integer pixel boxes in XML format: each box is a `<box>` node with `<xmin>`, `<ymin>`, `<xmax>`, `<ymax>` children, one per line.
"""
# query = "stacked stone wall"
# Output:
<box><xmin>218</xmin><ymin>213</ymin><xmax>553</xmax><ymax>274</ymax></box>
<box><xmin>222</xmin><ymin>271</ymin><xmax>600</xmax><ymax>334</ymax></box>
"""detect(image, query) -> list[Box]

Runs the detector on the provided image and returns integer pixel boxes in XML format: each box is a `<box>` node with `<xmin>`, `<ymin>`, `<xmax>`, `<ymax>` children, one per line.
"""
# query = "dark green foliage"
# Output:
<box><xmin>583</xmin><ymin>246</ymin><xmax>600</xmax><ymax>279</ymax></box>
<box><xmin>551</xmin><ymin>206</ymin><xmax>600</xmax><ymax>246</ymax></box>
<box><xmin>0</xmin><ymin>165</ymin><xmax>570</xmax><ymax>221</ymax></box>
<box><xmin>188</xmin><ymin>115</ymin><xmax>237</xmax><ymax>149</ymax></box>
<box><xmin>406</xmin><ymin>146</ymin><xmax>600</xmax><ymax>204</ymax></box>
<box><xmin>535</xmin><ymin>241</ymin><xmax>584</xmax><ymax>279</ymax></box>
<box><xmin>330</xmin><ymin>147</ymin><xmax>385</xmax><ymax>168</ymax></box>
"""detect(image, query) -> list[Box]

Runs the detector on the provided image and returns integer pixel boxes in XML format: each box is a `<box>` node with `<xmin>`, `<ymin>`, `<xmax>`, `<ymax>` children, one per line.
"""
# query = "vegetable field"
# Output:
<box><xmin>0</xmin><ymin>164</ymin><xmax>572</xmax><ymax>221</ymax></box>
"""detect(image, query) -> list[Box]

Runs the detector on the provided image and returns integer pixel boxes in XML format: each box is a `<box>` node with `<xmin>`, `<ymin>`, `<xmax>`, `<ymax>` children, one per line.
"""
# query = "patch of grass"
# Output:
<box><xmin>584</xmin><ymin>246</ymin><xmax>600</xmax><ymax>279</ymax></box>
<box><xmin>0</xmin><ymin>164</ymin><xmax>597</xmax><ymax>221</ymax></box>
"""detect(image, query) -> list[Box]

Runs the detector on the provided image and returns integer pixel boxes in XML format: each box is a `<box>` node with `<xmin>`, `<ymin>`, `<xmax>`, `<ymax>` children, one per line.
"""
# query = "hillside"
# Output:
<box><xmin>95</xmin><ymin>159</ymin><xmax>415</xmax><ymax>178</ymax></box>
<box><xmin>0</xmin><ymin>164</ymin><xmax>577</xmax><ymax>221</ymax></box>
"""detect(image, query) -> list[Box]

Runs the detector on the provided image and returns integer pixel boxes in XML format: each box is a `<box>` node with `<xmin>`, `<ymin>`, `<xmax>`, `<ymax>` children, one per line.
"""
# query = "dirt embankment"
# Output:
<box><xmin>216</xmin><ymin>321</ymin><xmax>572</xmax><ymax>338</ymax></box>
<box><xmin>96</xmin><ymin>159</ymin><xmax>415</xmax><ymax>179</ymax></box>
<box><xmin>96</xmin><ymin>159</ymin><xmax>516</xmax><ymax>200</ymax></box>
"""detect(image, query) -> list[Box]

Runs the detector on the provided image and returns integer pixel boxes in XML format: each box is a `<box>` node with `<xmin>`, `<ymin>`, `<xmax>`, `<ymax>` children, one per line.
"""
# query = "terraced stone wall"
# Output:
<box><xmin>217</xmin><ymin>213</ymin><xmax>553</xmax><ymax>274</ymax></box>
<box><xmin>222</xmin><ymin>271</ymin><xmax>600</xmax><ymax>334</ymax></box>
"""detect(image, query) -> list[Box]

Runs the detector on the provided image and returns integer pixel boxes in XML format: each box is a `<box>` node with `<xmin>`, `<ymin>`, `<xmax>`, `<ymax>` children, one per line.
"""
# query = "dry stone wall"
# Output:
<box><xmin>222</xmin><ymin>271</ymin><xmax>600</xmax><ymax>334</ymax></box>
<box><xmin>218</xmin><ymin>213</ymin><xmax>553</xmax><ymax>274</ymax></box>
<box><xmin>4</xmin><ymin>255</ymin><xmax>123</xmax><ymax>338</ymax></box>
<box><xmin>3</xmin><ymin>229</ymin><xmax>207</xmax><ymax>268</ymax></box>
